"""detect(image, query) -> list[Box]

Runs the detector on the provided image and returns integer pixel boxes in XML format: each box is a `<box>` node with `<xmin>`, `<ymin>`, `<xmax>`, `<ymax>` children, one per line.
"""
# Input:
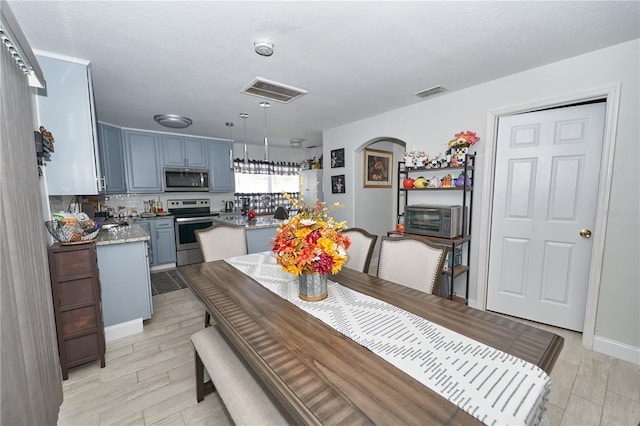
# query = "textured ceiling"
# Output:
<box><xmin>9</xmin><ymin>1</ymin><xmax>640</xmax><ymax>148</ymax></box>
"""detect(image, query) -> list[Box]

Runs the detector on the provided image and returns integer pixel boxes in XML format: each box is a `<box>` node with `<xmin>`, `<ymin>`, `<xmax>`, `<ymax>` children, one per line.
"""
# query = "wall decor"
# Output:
<box><xmin>330</xmin><ymin>148</ymin><xmax>345</xmax><ymax>168</ymax></box>
<box><xmin>363</xmin><ymin>148</ymin><xmax>393</xmax><ymax>188</ymax></box>
<box><xmin>331</xmin><ymin>174</ymin><xmax>346</xmax><ymax>194</ymax></box>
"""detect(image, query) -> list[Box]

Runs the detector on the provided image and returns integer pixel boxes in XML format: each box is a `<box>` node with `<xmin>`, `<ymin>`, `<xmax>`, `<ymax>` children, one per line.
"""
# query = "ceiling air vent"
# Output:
<box><xmin>241</xmin><ymin>77</ymin><xmax>308</xmax><ymax>104</ymax></box>
<box><xmin>414</xmin><ymin>85</ymin><xmax>447</xmax><ymax>99</ymax></box>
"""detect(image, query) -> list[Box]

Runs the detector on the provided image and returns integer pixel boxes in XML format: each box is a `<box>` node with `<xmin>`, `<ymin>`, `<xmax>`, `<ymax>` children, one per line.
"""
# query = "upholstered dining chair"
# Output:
<box><xmin>377</xmin><ymin>235</ymin><xmax>448</xmax><ymax>295</ymax></box>
<box><xmin>342</xmin><ymin>228</ymin><xmax>378</xmax><ymax>274</ymax></box>
<box><xmin>195</xmin><ymin>223</ymin><xmax>248</xmax><ymax>326</ymax></box>
<box><xmin>195</xmin><ymin>223</ymin><xmax>248</xmax><ymax>263</ymax></box>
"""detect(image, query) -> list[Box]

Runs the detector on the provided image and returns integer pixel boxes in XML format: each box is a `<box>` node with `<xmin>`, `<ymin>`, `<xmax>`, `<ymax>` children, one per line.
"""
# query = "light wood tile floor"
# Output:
<box><xmin>58</xmin><ymin>288</ymin><xmax>640</xmax><ymax>425</ymax></box>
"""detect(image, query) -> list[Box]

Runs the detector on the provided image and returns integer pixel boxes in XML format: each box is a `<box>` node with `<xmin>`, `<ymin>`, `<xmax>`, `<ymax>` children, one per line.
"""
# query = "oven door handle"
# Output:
<box><xmin>175</xmin><ymin>217</ymin><xmax>217</xmax><ymax>224</ymax></box>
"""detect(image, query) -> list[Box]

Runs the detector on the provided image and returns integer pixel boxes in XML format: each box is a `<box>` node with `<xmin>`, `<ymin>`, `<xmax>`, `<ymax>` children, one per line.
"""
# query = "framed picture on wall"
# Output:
<box><xmin>363</xmin><ymin>148</ymin><xmax>393</xmax><ymax>188</ymax></box>
<box><xmin>331</xmin><ymin>148</ymin><xmax>345</xmax><ymax>168</ymax></box>
<box><xmin>331</xmin><ymin>174</ymin><xmax>346</xmax><ymax>194</ymax></box>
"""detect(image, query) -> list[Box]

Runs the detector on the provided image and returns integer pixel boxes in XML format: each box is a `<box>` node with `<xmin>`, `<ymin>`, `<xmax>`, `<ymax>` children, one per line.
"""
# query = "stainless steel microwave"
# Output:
<box><xmin>404</xmin><ymin>204</ymin><xmax>466</xmax><ymax>238</ymax></box>
<box><xmin>163</xmin><ymin>167</ymin><xmax>209</xmax><ymax>192</ymax></box>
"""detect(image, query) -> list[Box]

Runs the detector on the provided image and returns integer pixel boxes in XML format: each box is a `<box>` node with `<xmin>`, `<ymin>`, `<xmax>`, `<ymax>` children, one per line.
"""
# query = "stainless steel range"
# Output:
<box><xmin>168</xmin><ymin>199</ymin><xmax>219</xmax><ymax>266</ymax></box>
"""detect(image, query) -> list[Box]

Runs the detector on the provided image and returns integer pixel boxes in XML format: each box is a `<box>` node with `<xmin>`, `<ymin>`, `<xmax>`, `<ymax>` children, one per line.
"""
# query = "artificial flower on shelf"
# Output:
<box><xmin>448</xmin><ymin>130</ymin><xmax>480</xmax><ymax>148</ymax></box>
<box><xmin>272</xmin><ymin>192</ymin><xmax>351</xmax><ymax>301</ymax></box>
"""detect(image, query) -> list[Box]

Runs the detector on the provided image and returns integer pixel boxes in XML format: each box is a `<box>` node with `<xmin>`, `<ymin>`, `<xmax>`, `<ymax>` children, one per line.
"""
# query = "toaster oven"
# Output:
<box><xmin>404</xmin><ymin>204</ymin><xmax>466</xmax><ymax>238</ymax></box>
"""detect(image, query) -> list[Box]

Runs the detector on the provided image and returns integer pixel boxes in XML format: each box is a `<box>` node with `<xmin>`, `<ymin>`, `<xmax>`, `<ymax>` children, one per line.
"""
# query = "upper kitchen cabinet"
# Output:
<box><xmin>36</xmin><ymin>54</ymin><xmax>103</xmax><ymax>195</ymax></box>
<box><xmin>208</xmin><ymin>140</ymin><xmax>235</xmax><ymax>193</ymax></box>
<box><xmin>98</xmin><ymin>123</ymin><xmax>126</xmax><ymax>193</ymax></box>
<box><xmin>162</xmin><ymin>135</ymin><xmax>207</xmax><ymax>168</ymax></box>
<box><xmin>123</xmin><ymin>130</ymin><xmax>163</xmax><ymax>193</ymax></box>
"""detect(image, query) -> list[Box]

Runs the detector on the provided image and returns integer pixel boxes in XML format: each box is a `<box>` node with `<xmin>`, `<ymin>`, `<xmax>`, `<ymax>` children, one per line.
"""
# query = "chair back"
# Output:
<box><xmin>377</xmin><ymin>235</ymin><xmax>448</xmax><ymax>295</ymax></box>
<box><xmin>343</xmin><ymin>228</ymin><xmax>378</xmax><ymax>273</ymax></box>
<box><xmin>195</xmin><ymin>223</ymin><xmax>248</xmax><ymax>262</ymax></box>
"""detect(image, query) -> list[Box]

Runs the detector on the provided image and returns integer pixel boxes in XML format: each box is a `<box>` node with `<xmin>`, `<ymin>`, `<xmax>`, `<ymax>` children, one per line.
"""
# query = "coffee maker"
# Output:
<box><xmin>241</xmin><ymin>197</ymin><xmax>250</xmax><ymax>215</ymax></box>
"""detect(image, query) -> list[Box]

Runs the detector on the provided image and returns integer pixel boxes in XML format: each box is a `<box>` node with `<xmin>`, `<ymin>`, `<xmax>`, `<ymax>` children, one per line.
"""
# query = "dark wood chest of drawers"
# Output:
<box><xmin>48</xmin><ymin>243</ymin><xmax>105</xmax><ymax>379</ymax></box>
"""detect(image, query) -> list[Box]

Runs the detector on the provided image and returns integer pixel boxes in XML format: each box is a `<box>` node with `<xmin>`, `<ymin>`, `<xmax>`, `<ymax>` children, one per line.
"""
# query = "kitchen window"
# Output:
<box><xmin>233</xmin><ymin>159</ymin><xmax>300</xmax><ymax>194</ymax></box>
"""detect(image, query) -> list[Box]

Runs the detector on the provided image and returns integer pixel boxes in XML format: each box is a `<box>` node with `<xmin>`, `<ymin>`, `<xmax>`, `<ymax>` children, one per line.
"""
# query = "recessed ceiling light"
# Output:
<box><xmin>254</xmin><ymin>41</ymin><xmax>274</xmax><ymax>57</ymax></box>
<box><xmin>289</xmin><ymin>139</ymin><xmax>303</xmax><ymax>148</ymax></box>
<box><xmin>154</xmin><ymin>114</ymin><xmax>192</xmax><ymax>129</ymax></box>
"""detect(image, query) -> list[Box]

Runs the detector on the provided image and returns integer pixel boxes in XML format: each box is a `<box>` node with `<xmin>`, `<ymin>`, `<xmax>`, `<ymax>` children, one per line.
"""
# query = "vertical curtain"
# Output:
<box><xmin>0</xmin><ymin>38</ymin><xmax>63</xmax><ymax>424</ymax></box>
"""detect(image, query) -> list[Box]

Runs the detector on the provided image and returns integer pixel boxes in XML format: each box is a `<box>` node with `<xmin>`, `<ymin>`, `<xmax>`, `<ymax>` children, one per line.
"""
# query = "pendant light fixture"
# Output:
<box><xmin>239</xmin><ymin>113</ymin><xmax>249</xmax><ymax>163</ymax></box>
<box><xmin>260</xmin><ymin>101</ymin><xmax>270</xmax><ymax>161</ymax></box>
<box><xmin>225</xmin><ymin>121</ymin><xmax>234</xmax><ymax>141</ymax></box>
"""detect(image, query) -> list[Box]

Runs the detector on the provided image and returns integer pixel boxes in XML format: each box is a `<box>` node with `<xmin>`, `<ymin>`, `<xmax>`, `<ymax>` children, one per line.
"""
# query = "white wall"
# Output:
<box><xmin>323</xmin><ymin>40</ymin><xmax>639</xmax><ymax>358</ymax></box>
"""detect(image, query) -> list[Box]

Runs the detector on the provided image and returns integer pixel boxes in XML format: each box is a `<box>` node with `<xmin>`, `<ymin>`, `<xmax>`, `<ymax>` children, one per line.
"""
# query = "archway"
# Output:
<box><xmin>351</xmin><ymin>137</ymin><xmax>406</xmax><ymax>266</ymax></box>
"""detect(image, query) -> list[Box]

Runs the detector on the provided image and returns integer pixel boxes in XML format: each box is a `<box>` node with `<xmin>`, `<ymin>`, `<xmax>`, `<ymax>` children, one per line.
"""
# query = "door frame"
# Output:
<box><xmin>475</xmin><ymin>84</ymin><xmax>621</xmax><ymax>349</ymax></box>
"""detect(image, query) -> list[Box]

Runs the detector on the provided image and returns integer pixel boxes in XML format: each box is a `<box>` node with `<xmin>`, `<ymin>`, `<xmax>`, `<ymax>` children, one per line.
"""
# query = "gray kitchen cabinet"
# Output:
<box><xmin>96</xmin><ymin>241</ymin><xmax>153</xmax><ymax>327</ymax></box>
<box><xmin>151</xmin><ymin>219</ymin><xmax>176</xmax><ymax>265</ymax></box>
<box><xmin>136</xmin><ymin>218</ymin><xmax>175</xmax><ymax>266</ymax></box>
<box><xmin>98</xmin><ymin>123</ymin><xmax>126</xmax><ymax>193</ymax></box>
<box><xmin>162</xmin><ymin>135</ymin><xmax>207</xmax><ymax>168</ymax></box>
<box><xmin>123</xmin><ymin>130</ymin><xmax>163</xmax><ymax>193</ymax></box>
<box><xmin>247</xmin><ymin>227</ymin><xmax>277</xmax><ymax>254</ymax></box>
<box><xmin>136</xmin><ymin>220</ymin><xmax>153</xmax><ymax>262</ymax></box>
<box><xmin>208</xmin><ymin>141</ymin><xmax>235</xmax><ymax>193</ymax></box>
<box><xmin>36</xmin><ymin>54</ymin><xmax>103</xmax><ymax>195</ymax></box>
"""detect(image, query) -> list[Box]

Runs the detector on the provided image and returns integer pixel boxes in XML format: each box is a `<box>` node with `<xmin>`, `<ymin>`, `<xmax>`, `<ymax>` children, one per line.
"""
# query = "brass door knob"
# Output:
<box><xmin>580</xmin><ymin>229</ymin><xmax>592</xmax><ymax>238</ymax></box>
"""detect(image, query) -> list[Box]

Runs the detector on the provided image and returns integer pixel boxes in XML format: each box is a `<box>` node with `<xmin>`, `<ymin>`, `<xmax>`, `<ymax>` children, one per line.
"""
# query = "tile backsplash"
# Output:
<box><xmin>49</xmin><ymin>192</ymin><xmax>235</xmax><ymax>217</ymax></box>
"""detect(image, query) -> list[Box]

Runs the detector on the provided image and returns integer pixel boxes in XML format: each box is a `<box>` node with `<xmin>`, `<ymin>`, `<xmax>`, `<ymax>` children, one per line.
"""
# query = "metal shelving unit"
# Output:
<box><xmin>394</xmin><ymin>153</ymin><xmax>475</xmax><ymax>303</ymax></box>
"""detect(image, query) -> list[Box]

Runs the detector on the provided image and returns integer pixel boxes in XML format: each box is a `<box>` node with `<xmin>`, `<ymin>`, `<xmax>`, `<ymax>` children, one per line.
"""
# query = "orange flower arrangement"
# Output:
<box><xmin>272</xmin><ymin>193</ymin><xmax>350</xmax><ymax>276</ymax></box>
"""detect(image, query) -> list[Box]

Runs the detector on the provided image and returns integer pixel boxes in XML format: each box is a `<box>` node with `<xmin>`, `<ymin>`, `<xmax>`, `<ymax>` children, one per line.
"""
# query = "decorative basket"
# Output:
<box><xmin>45</xmin><ymin>220</ymin><xmax>101</xmax><ymax>245</ymax></box>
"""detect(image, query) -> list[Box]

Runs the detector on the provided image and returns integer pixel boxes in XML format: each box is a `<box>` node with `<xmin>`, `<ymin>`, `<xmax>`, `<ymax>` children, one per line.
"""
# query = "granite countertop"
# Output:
<box><xmin>95</xmin><ymin>223</ymin><xmax>150</xmax><ymax>246</ymax></box>
<box><xmin>214</xmin><ymin>216</ymin><xmax>282</xmax><ymax>229</ymax></box>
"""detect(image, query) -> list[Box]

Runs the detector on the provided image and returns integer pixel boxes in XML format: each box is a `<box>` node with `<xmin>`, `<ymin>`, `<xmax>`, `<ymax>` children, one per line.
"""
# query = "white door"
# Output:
<box><xmin>487</xmin><ymin>102</ymin><xmax>605</xmax><ymax>331</ymax></box>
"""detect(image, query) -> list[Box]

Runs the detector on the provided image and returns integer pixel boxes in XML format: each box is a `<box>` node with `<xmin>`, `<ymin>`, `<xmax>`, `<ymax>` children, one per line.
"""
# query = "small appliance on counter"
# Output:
<box><xmin>241</xmin><ymin>197</ymin><xmax>250</xmax><ymax>215</ymax></box>
<box><xmin>224</xmin><ymin>200</ymin><xmax>234</xmax><ymax>212</ymax></box>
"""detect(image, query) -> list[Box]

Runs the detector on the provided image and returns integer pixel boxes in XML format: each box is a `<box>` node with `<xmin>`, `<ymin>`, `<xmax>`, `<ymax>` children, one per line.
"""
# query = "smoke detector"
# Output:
<box><xmin>254</xmin><ymin>41</ymin><xmax>274</xmax><ymax>57</ymax></box>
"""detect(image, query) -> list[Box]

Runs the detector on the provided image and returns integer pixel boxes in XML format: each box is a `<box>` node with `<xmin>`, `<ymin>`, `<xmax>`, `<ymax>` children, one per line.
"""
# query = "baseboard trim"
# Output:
<box><xmin>593</xmin><ymin>335</ymin><xmax>640</xmax><ymax>366</ymax></box>
<box><xmin>150</xmin><ymin>263</ymin><xmax>176</xmax><ymax>272</ymax></box>
<box><xmin>105</xmin><ymin>318</ymin><xmax>143</xmax><ymax>342</ymax></box>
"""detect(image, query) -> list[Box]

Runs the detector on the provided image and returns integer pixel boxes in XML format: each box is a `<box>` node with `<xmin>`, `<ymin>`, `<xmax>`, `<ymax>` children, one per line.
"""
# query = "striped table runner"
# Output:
<box><xmin>226</xmin><ymin>252</ymin><xmax>551</xmax><ymax>426</ymax></box>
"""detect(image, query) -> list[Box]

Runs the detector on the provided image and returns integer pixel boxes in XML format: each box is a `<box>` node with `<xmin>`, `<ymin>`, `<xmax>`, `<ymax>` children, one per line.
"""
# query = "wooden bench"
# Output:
<box><xmin>190</xmin><ymin>326</ymin><xmax>292</xmax><ymax>425</ymax></box>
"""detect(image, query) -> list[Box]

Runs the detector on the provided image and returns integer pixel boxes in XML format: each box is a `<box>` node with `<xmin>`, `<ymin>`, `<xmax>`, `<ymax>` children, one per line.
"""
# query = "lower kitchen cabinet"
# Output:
<box><xmin>96</xmin><ymin>241</ymin><xmax>153</xmax><ymax>327</ymax></box>
<box><xmin>48</xmin><ymin>243</ymin><xmax>106</xmax><ymax>380</ymax></box>
<box><xmin>138</xmin><ymin>218</ymin><xmax>176</xmax><ymax>266</ymax></box>
<box><xmin>247</xmin><ymin>227</ymin><xmax>277</xmax><ymax>254</ymax></box>
<box><xmin>151</xmin><ymin>219</ymin><xmax>176</xmax><ymax>265</ymax></box>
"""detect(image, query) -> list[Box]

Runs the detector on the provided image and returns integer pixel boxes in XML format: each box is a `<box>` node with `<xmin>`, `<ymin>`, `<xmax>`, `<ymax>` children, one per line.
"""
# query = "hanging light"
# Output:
<box><xmin>239</xmin><ymin>113</ymin><xmax>249</xmax><ymax>163</ymax></box>
<box><xmin>225</xmin><ymin>121</ymin><xmax>234</xmax><ymax>143</ymax></box>
<box><xmin>260</xmin><ymin>101</ymin><xmax>271</xmax><ymax>161</ymax></box>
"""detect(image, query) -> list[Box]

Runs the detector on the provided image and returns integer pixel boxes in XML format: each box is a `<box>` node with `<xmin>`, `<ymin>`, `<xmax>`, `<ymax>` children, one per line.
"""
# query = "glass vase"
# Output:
<box><xmin>298</xmin><ymin>272</ymin><xmax>328</xmax><ymax>301</ymax></box>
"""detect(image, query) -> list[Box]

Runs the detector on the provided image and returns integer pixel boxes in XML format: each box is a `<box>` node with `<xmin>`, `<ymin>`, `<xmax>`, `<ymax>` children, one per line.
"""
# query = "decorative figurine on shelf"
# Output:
<box><xmin>426</xmin><ymin>153</ymin><xmax>441</xmax><ymax>169</ymax></box>
<box><xmin>427</xmin><ymin>176</ymin><xmax>441</xmax><ymax>188</ymax></box>
<box><xmin>455</xmin><ymin>171</ymin><xmax>472</xmax><ymax>187</ymax></box>
<box><xmin>448</xmin><ymin>130</ymin><xmax>479</xmax><ymax>167</ymax></box>
<box><xmin>451</xmin><ymin>148</ymin><xmax>467</xmax><ymax>167</ymax></box>
<box><xmin>441</xmin><ymin>174</ymin><xmax>453</xmax><ymax>188</ymax></box>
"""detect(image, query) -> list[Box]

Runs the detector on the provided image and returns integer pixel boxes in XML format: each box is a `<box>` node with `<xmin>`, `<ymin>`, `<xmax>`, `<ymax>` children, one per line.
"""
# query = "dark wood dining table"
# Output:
<box><xmin>178</xmin><ymin>259</ymin><xmax>564</xmax><ymax>425</ymax></box>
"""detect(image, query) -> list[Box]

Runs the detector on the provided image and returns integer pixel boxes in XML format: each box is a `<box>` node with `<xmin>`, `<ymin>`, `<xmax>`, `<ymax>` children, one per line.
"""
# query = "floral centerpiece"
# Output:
<box><xmin>448</xmin><ymin>130</ymin><xmax>480</xmax><ymax>148</ymax></box>
<box><xmin>272</xmin><ymin>192</ymin><xmax>351</xmax><ymax>301</ymax></box>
